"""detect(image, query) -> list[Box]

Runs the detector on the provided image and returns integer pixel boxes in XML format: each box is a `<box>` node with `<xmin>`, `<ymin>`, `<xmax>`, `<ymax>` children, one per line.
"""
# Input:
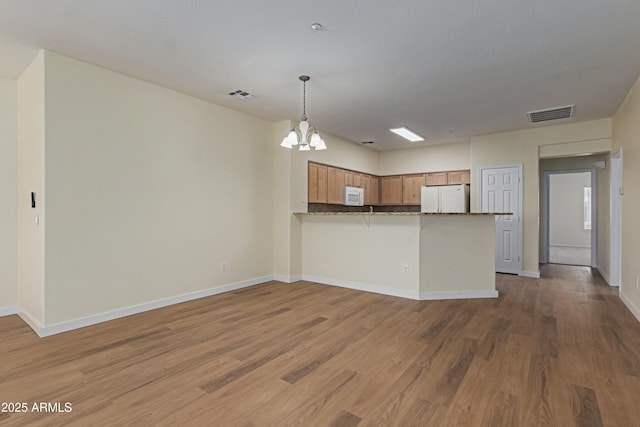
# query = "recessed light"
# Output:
<box><xmin>389</xmin><ymin>127</ymin><xmax>424</xmax><ymax>142</ymax></box>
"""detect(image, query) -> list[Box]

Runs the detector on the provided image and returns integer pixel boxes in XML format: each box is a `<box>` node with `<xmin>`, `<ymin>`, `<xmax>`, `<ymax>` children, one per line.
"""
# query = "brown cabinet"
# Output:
<box><xmin>402</xmin><ymin>174</ymin><xmax>426</xmax><ymax>205</ymax></box>
<box><xmin>308</xmin><ymin>163</ymin><xmax>328</xmax><ymax>203</ymax></box>
<box><xmin>327</xmin><ymin>166</ymin><xmax>346</xmax><ymax>204</ymax></box>
<box><xmin>309</xmin><ymin>163</ymin><xmax>469</xmax><ymax>206</ymax></box>
<box><xmin>353</xmin><ymin>173</ymin><xmax>362</xmax><ymax>188</ymax></box>
<box><xmin>447</xmin><ymin>170</ymin><xmax>471</xmax><ymax>185</ymax></box>
<box><xmin>425</xmin><ymin>172</ymin><xmax>448</xmax><ymax>186</ymax></box>
<box><xmin>380</xmin><ymin>176</ymin><xmax>403</xmax><ymax>205</ymax></box>
<box><xmin>361</xmin><ymin>174</ymin><xmax>372</xmax><ymax>205</ymax></box>
<box><xmin>344</xmin><ymin>170</ymin><xmax>354</xmax><ymax>187</ymax></box>
<box><xmin>370</xmin><ymin>176</ymin><xmax>380</xmax><ymax>205</ymax></box>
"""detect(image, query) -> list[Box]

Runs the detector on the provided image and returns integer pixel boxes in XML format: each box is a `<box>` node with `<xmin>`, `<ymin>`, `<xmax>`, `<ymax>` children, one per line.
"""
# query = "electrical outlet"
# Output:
<box><xmin>220</xmin><ymin>262</ymin><xmax>227</xmax><ymax>272</ymax></box>
<box><xmin>403</xmin><ymin>265</ymin><xmax>410</xmax><ymax>274</ymax></box>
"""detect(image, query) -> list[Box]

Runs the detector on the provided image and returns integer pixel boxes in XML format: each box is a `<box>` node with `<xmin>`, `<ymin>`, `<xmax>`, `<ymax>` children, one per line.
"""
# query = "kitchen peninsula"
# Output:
<box><xmin>295</xmin><ymin>212</ymin><xmax>509</xmax><ymax>300</ymax></box>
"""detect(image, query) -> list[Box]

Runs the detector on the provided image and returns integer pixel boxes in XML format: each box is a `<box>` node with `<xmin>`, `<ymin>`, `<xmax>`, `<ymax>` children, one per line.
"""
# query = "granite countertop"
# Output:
<box><xmin>294</xmin><ymin>212</ymin><xmax>512</xmax><ymax>216</ymax></box>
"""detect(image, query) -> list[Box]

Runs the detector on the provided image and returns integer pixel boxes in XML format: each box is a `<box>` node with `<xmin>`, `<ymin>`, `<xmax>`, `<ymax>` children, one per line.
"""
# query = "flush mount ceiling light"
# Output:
<box><xmin>280</xmin><ymin>75</ymin><xmax>327</xmax><ymax>151</ymax></box>
<box><xmin>389</xmin><ymin>126</ymin><xmax>425</xmax><ymax>142</ymax></box>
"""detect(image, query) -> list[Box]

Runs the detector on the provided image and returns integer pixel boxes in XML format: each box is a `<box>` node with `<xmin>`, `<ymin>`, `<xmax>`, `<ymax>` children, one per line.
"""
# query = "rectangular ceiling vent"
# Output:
<box><xmin>527</xmin><ymin>104</ymin><xmax>574</xmax><ymax>124</ymax></box>
<box><xmin>228</xmin><ymin>89</ymin><xmax>254</xmax><ymax>100</ymax></box>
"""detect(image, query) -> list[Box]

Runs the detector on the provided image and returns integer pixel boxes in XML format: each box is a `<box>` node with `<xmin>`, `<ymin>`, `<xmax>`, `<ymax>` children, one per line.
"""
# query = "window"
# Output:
<box><xmin>584</xmin><ymin>186</ymin><xmax>592</xmax><ymax>230</ymax></box>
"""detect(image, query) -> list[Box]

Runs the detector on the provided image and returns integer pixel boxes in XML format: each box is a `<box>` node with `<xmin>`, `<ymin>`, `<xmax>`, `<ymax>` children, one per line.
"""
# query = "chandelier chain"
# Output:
<box><xmin>301</xmin><ymin>79</ymin><xmax>307</xmax><ymax>121</ymax></box>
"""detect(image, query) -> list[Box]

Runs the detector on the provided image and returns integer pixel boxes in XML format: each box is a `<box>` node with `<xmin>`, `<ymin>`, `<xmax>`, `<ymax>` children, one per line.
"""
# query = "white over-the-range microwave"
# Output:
<box><xmin>343</xmin><ymin>186</ymin><xmax>364</xmax><ymax>206</ymax></box>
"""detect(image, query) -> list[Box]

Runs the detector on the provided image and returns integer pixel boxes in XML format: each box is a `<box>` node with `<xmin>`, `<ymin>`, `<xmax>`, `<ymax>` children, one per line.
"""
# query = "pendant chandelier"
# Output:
<box><xmin>280</xmin><ymin>75</ymin><xmax>327</xmax><ymax>151</ymax></box>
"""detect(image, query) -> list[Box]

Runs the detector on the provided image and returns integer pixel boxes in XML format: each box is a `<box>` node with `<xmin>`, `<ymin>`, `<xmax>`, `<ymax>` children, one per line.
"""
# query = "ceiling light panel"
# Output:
<box><xmin>389</xmin><ymin>127</ymin><xmax>424</xmax><ymax>142</ymax></box>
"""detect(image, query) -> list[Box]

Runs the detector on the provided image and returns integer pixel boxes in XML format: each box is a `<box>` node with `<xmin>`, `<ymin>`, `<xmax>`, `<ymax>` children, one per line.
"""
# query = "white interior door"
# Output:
<box><xmin>481</xmin><ymin>166</ymin><xmax>522</xmax><ymax>274</ymax></box>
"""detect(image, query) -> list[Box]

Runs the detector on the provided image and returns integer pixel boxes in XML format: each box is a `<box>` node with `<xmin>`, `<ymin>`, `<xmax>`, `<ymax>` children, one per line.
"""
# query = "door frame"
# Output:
<box><xmin>479</xmin><ymin>164</ymin><xmax>524</xmax><ymax>275</ymax></box>
<box><xmin>610</xmin><ymin>148</ymin><xmax>623</xmax><ymax>286</ymax></box>
<box><xmin>541</xmin><ymin>169</ymin><xmax>596</xmax><ymax>267</ymax></box>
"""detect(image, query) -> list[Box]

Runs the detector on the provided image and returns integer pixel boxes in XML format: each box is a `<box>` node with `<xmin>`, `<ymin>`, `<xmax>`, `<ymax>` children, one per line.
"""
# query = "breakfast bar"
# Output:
<box><xmin>295</xmin><ymin>212</ymin><xmax>508</xmax><ymax>300</ymax></box>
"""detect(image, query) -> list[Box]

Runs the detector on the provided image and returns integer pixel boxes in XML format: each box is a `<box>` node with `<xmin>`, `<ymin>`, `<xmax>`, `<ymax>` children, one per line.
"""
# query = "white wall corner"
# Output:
<box><xmin>596</xmin><ymin>267</ymin><xmax>616</xmax><ymax>287</ymax></box>
<box><xmin>519</xmin><ymin>270</ymin><xmax>541</xmax><ymax>278</ymax></box>
<box><xmin>0</xmin><ymin>306</ymin><xmax>18</xmax><ymax>317</ymax></box>
<box><xmin>18</xmin><ymin>310</ymin><xmax>44</xmax><ymax>337</ymax></box>
<box><xmin>273</xmin><ymin>275</ymin><xmax>302</xmax><ymax>283</ymax></box>
<box><xmin>619</xmin><ymin>290</ymin><xmax>640</xmax><ymax>323</ymax></box>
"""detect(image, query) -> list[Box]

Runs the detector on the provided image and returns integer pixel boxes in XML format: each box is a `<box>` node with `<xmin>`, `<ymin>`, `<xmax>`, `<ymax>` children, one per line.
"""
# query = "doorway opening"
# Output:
<box><xmin>542</xmin><ymin>170</ymin><xmax>596</xmax><ymax>267</ymax></box>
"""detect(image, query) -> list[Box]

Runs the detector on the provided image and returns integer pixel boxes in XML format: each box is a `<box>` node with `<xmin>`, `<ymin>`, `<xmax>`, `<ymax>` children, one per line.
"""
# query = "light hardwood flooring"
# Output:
<box><xmin>1</xmin><ymin>264</ymin><xmax>640</xmax><ymax>426</ymax></box>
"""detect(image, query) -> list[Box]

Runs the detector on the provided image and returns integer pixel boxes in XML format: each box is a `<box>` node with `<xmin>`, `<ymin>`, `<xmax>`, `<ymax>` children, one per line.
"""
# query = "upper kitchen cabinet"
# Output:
<box><xmin>402</xmin><ymin>174</ymin><xmax>426</xmax><ymax>205</ymax></box>
<box><xmin>361</xmin><ymin>174</ymin><xmax>380</xmax><ymax>205</ymax></box>
<box><xmin>370</xmin><ymin>176</ymin><xmax>380</xmax><ymax>205</ymax></box>
<box><xmin>344</xmin><ymin>170</ymin><xmax>362</xmax><ymax>188</ymax></box>
<box><xmin>361</xmin><ymin>174</ymin><xmax>372</xmax><ymax>204</ymax></box>
<box><xmin>327</xmin><ymin>166</ymin><xmax>346</xmax><ymax>204</ymax></box>
<box><xmin>447</xmin><ymin>170</ymin><xmax>471</xmax><ymax>185</ymax></box>
<box><xmin>308</xmin><ymin>162</ymin><xmax>328</xmax><ymax>203</ymax></box>
<box><xmin>380</xmin><ymin>175</ymin><xmax>403</xmax><ymax>205</ymax></box>
<box><xmin>425</xmin><ymin>172</ymin><xmax>448</xmax><ymax>186</ymax></box>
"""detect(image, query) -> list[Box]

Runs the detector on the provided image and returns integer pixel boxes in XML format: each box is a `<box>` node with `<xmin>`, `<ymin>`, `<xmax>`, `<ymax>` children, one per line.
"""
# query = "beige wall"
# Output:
<box><xmin>538</xmin><ymin>154</ymin><xmax>610</xmax><ymax>275</ymax></box>
<box><xmin>470</xmin><ymin>119</ymin><xmax>611</xmax><ymax>275</ymax></box>
<box><xmin>300</xmin><ymin>215</ymin><xmax>420</xmax><ymax>297</ymax></box>
<box><xmin>419</xmin><ymin>215</ymin><xmax>495</xmax><ymax>295</ymax></box>
<box><xmin>299</xmin><ymin>214</ymin><xmax>497</xmax><ymax>298</ymax></box>
<box><xmin>0</xmin><ymin>76</ymin><xmax>17</xmax><ymax>310</ymax></box>
<box><xmin>41</xmin><ymin>52</ymin><xmax>275</xmax><ymax>325</ymax></box>
<box><xmin>379</xmin><ymin>140</ymin><xmax>471</xmax><ymax>176</ymax></box>
<box><xmin>17</xmin><ymin>51</ymin><xmax>45</xmax><ymax>325</ymax></box>
<box><xmin>612</xmin><ymin>74</ymin><xmax>640</xmax><ymax>317</ymax></box>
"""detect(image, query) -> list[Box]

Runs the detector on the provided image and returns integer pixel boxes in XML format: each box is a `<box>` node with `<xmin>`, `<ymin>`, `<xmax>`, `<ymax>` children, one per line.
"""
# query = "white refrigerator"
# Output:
<box><xmin>421</xmin><ymin>184</ymin><xmax>470</xmax><ymax>213</ymax></box>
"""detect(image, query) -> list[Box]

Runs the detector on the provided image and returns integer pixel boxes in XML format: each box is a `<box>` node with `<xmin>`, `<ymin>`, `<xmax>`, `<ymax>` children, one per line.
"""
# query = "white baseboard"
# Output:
<box><xmin>301</xmin><ymin>275</ymin><xmax>499</xmax><ymax>301</ymax></box>
<box><xmin>419</xmin><ymin>290</ymin><xmax>499</xmax><ymax>300</ymax></box>
<box><xmin>22</xmin><ymin>276</ymin><xmax>274</xmax><ymax>338</ymax></box>
<box><xmin>273</xmin><ymin>274</ymin><xmax>302</xmax><ymax>283</ymax></box>
<box><xmin>301</xmin><ymin>274</ymin><xmax>420</xmax><ymax>300</ymax></box>
<box><xmin>520</xmin><ymin>270</ymin><xmax>541</xmax><ymax>278</ymax></box>
<box><xmin>619</xmin><ymin>290</ymin><xmax>640</xmax><ymax>323</ymax></box>
<box><xmin>0</xmin><ymin>306</ymin><xmax>18</xmax><ymax>317</ymax></box>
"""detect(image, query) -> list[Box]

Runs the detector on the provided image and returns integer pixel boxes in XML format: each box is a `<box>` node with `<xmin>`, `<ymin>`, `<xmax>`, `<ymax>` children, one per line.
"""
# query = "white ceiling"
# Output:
<box><xmin>1</xmin><ymin>0</ymin><xmax>639</xmax><ymax>151</ymax></box>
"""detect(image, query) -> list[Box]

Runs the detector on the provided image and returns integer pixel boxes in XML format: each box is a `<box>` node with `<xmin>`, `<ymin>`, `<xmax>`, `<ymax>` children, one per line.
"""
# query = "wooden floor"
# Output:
<box><xmin>1</xmin><ymin>264</ymin><xmax>640</xmax><ymax>426</ymax></box>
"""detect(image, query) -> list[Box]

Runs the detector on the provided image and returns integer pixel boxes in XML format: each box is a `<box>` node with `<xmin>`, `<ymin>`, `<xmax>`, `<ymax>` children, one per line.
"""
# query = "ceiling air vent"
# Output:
<box><xmin>527</xmin><ymin>105</ymin><xmax>574</xmax><ymax>124</ymax></box>
<box><xmin>360</xmin><ymin>141</ymin><xmax>375</xmax><ymax>145</ymax></box>
<box><xmin>228</xmin><ymin>89</ymin><xmax>254</xmax><ymax>100</ymax></box>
